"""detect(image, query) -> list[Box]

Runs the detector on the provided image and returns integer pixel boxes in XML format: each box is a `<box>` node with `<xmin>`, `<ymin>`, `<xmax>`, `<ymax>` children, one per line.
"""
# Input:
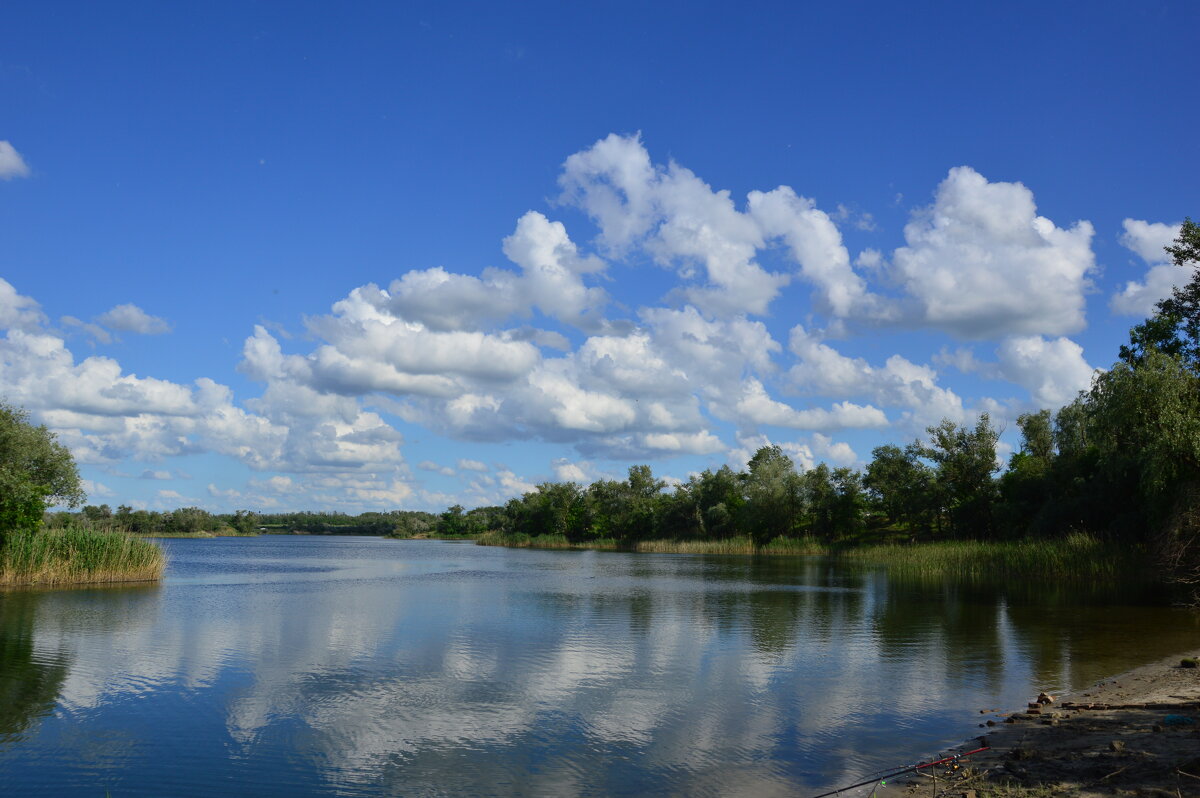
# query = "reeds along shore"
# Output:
<box><xmin>0</xmin><ymin>526</ymin><xmax>165</xmax><ymax>587</ymax></box>
<box><xmin>473</xmin><ymin>530</ymin><xmax>1143</xmax><ymax>581</ymax></box>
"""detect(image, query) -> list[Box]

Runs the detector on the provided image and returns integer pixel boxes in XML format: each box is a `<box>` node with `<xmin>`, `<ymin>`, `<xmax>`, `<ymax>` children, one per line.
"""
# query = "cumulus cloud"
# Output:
<box><xmin>97</xmin><ymin>303</ymin><xmax>172</xmax><ymax>335</ymax></box>
<box><xmin>1110</xmin><ymin>219</ymin><xmax>1186</xmax><ymax>317</ymax></box>
<box><xmin>551</xmin><ymin>458</ymin><xmax>594</xmax><ymax>483</ymax></box>
<box><xmin>380</xmin><ymin>212</ymin><xmax>608</xmax><ymax>332</ymax></box>
<box><xmin>0</xmin><ymin>279</ymin><xmax>46</xmax><ymax>330</ymax></box>
<box><xmin>788</xmin><ymin>326</ymin><xmax>965</xmax><ymax>428</ymax></box>
<box><xmin>0</xmin><ymin>141</ymin><xmax>31</xmax><ymax>179</ymax></box>
<box><xmin>728</xmin><ymin>378</ymin><xmax>887</xmax><ymax>432</ymax></box>
<box><xmin>0</xmin><ymin>303</ymin><xmax>411</xmax><ymax>511</ymax></box>
<box><xmin>559</xmin><ymin>133</ymin><xmax>877</xmax><ymax>318</ymax></box>
<box><xmin>995</xmin><ymin>336</ymin><xmax>1096</xmax><ymax>408</ymax></box>
<box><xmin>79</xmin><ymin>479</ymin><xmax>114</xmax><ymax>499</ymax></box>
<box><xmin>890</xmin><ymin>166</ymin><xmax>1096</xmax><ymax>338</ymax></box>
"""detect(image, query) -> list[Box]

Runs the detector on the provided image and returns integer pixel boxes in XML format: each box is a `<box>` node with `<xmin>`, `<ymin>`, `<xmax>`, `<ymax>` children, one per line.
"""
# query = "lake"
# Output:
<box><xmin>1</xmin><ymin>536</ymin><xmax>1196</xmax><ymax>796</ymax></box>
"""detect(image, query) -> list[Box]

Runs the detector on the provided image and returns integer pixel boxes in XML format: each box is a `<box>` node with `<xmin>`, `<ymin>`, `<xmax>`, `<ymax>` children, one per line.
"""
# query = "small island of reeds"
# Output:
<box><xmin>0</xmin><ymin>525</ymin><xmax>165</xmax><ymax>587</ymax></box>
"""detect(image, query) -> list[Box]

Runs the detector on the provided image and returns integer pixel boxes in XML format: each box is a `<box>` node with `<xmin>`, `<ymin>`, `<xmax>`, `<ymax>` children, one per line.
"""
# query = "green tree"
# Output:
<box><xmin>830</xmin><ymin>467</ymin><xmax>866</xmax><ymax>538</ymax></box>
<box><xmin>0</xmin><ymin>403</ymin><xmax>84</xmax><ymax>534</ymax></box>
<box><xmin>693</xmin><ymin>465</ymin><xmax>744</xmax><ymax>539</ymax></box>
<box><xmin>863</xmin><ymin>444</ymin><xmax>934</xmax><ymax>533</ymax></box>
<box><xmin>917</xmin><ymin>414</ymin><xmax>1000</xmax><ymax>537</ymax></box>
<box><xmin>998</xmin><ymin>410</ymin><xmax>1056</xmax><ymax>535</ymax></box>
<box><xmin>1085</xmin><ymin>349</ymin><xmax>1200</xmax><ymax>598</ymax></box>
<box><xmin>437</xmin><ymin>504</ymin><xmax>468</xmax><ymax>536</ymax></box>
<box><xmin>801</xmin><ymin>462</ymin><xmax>836</xmax><ymax>540</ymax></box>
<box><xmin>741</xmin><ymin>446</ymin><xmax>800</xmax><ymax>545</ymax></box>
<box><xmin>230</xmin><ymin>509</ymin><xmax>258</xmax><ymax>535</ymax></box>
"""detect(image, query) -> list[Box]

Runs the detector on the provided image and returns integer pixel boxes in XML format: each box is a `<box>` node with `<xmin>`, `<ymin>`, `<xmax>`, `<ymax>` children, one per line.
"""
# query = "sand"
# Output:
<box><xmin>891</xmin><ymin>647</ymin><xmax>1200</xmax><ymax>798</ymax></box>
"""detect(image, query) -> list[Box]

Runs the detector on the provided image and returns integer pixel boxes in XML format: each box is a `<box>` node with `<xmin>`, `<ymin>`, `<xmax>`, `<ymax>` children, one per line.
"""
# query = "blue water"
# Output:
<box><xmin>0</xmin><ymin>537</ymin><xmax>1195</xmax><ymax>797</ymax></box>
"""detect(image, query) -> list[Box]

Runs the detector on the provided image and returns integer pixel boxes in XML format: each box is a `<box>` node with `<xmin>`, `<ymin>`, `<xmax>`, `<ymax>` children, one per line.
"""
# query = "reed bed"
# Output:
<box><xmin>0</xmin><ymin>525</ymin><xmax>166</xmax><ymax>587</ymax></box>
<box><xmin>473</xmin><ymin>530</ymin><xmax>1144</xmax><ymax>582</ymax></box>
<box><xmin>838</xmin><ymin>532</ymin><xmax>1142</xmax><ymax>581</ymax></box>
<box><xmin>634</xmin><ymin>536</ymin><xmax>828</xmax><ymax>555</ymax></box>
<box><xmin>475</xmin><ymin>532</ymin><xmax>622</xmax><ymax>550</ymax></box>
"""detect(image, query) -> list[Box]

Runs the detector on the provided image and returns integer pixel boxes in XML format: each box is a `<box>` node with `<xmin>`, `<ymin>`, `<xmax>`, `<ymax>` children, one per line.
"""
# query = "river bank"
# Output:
<box><xmin>894</xmin><ymin>649</ymin><xmax>1200</xmax><ymax>797</ymax></box>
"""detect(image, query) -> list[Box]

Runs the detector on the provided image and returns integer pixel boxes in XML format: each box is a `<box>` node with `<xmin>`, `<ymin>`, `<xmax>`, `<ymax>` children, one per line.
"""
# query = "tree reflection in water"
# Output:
<box><xmin>0</xmin><ymin>592</ymin><xmax>70</xmax><ymax>743</ymax></box>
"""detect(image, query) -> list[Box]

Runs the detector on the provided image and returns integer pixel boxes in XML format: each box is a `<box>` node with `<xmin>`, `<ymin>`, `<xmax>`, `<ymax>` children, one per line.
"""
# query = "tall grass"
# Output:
<box><xmin>634</xmin><ymin>536</ymin><xmax>828</xmax><ymax>555</ymax></box>
<box><xmin>476</xmin><ymin>531</ymin><xmax>622</xmax><ymax>550</ymax></box>
<box><xmin>0</xmin><ymin>525</ymin><xmax>166</xmax><ymax>587</ymax></box>
<box><xmin>838</xmin><ymin>532</ymin><xmax>1143</xmax><ymax>581</ymax></box>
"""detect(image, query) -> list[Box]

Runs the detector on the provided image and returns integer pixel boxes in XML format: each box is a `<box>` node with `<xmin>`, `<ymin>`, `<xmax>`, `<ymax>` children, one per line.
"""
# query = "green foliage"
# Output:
<box><xmin>1087</xmin><ymin>350</ymin><xmax>1200</xmax><ymax>505</ymax></box>
<box><xmin>437</xmin><ymin>505</ymin><xmax>467</xmax><ymax>536</ymax></box>
<box><xmin>741</xmin><ymin>446</ymin><xmax>801</xmax><ymax>545</ymax></box>
<box><xmin>915</xmin><ymin>414</ymin><xmax>1000</xmax><ymax>537</ymax></box>
<box><xmin>0</xmin><ymin>402</ymin><xmax>84</xmax><ymax>533</ymax></box>
<box><xmin>863</xmin><ymin>444</ymin><xmax>934</xmax><ymax>533</ymax></box>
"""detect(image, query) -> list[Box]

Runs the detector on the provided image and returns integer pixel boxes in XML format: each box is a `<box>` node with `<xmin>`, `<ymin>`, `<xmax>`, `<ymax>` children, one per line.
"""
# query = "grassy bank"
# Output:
<box><xmin>0</xmin><ymin>526</ymin><xmax>166</xmax><ymax>587</ymax></box>
<box><xmin>472</xmin><ymin>531</ymin><xmax>1146</xmax><ymax>581</ymax></box>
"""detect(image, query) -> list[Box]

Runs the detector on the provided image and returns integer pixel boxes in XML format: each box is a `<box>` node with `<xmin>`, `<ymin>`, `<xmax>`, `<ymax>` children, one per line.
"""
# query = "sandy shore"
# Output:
<box><xmin>891</xmin><ymin>647</ymin><xmax>1200</xmax><ymax>797</ymax></box>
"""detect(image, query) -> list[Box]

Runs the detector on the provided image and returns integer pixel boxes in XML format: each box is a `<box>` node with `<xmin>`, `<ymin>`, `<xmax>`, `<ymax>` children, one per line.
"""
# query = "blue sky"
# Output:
<box><xmin>2</xmin><ymin>1</ymin><xmax>1197</xmax><ymax>513</ymax></box>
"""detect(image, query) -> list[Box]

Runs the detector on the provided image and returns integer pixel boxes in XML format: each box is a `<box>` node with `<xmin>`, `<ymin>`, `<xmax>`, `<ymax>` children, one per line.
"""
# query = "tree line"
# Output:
<box><xmin>463</xmin><ymin>219</ymin><xmax>1200</xmax><ymax>595</ymax></box>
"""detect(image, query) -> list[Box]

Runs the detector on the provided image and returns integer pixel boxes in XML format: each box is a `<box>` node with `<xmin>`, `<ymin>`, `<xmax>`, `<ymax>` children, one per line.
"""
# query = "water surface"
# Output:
<box><xmin>0</xmin><ymin>536</ymin><xmax>1195</xmax><ymax>796</ymax></box>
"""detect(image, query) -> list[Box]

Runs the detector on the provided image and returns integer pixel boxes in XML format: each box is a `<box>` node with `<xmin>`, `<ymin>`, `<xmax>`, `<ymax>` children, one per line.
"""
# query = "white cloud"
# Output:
<box><xmin>0</xmin><ymin>278</ymin><xmax>46</xmax><ymax>330</ymax></box>
<box><xmin>381</xmin><ymin>212</ymin><xmax>608</xmax><ymax>332</ymax></box>
<box><xmin>0</xmin><ymin>141</ymin><xmax>31</xmax><ymax>180</ymax></box>
<box><xmin>788</xmin><ymin>326</ymin><xmax>965</xmax><ymax>428</ymax></box>
<box><xmin>418</xmin><ymin>460</ymin><xmax>456</xmax><ymax>476</ymax></box>
<box><xmin>810</xmin><ymin>433</ymin><xmax>858</xmax><ymax>467</ymax></box>
<box><xmin>559</xmin><ymin>133</ymin><xmax>877</xmax><ymax>318</ymax></box>
<box><xmin>97</xmin><ymin>303</ymin><xmax>171</xmax><ymax>335</ymax></box>
<box><xmin>79</xmin><ymin>479</ymin><xmax>115</xmax><ymax>499</ymax></box>
<box><xmin>1110</xmin><ymin>219</ymin><xmax>1186</xmax><ymax>317</ymax></box>
<box><xmin>729</xmin><ymin>378</ymin><xmax>887</xmax><ymax>431</ymax></box>
<box><xmin>62</xmin><ymin>316</ymin><xmax>114</xmax><ymax>345</ymax></box>
<box><xmin>551</xmin><ymin>458</ymin><xmax>592</xmax><ymax>483</ymax></box>
<box><xmin>456</xmin><ymin>458</ymin><xmax>488</xmax><ymax>472</ymax></box>
<box><xmin>890</xmin><ymin>166</ymin><xmax>1096</xmax><ymax>338</ymax></box>
<box><xmin>140</xmin><ymin>470</ymin><xmax>172</xmax><ymax>480</ymax></box>
<box><xmin>995</xmin><ymin>335</ymin><xmax>1095</xmax><ymax>408</ymax></box>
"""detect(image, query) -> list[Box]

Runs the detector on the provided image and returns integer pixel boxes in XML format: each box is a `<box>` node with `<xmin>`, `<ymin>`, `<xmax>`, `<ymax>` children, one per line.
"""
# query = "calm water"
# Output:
<box><xmin>1</xmin><ymin>537</ymin><xmax>1196</xmax><ymax>797</ymax></box>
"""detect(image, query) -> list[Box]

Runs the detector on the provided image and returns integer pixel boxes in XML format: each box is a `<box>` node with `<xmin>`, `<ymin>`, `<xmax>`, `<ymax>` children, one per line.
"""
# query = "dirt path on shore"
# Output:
<box><xmin>891</xmin><ymin>648</ymin><xmax>1200</xmax><ymax>798</ymax></box>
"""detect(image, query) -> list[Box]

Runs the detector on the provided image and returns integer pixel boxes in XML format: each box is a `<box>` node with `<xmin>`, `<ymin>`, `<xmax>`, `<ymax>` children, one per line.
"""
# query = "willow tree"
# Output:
<box><xmin>1087</xmin><ymin>350</ymin><xmax>1200</xmax><ymax>598</ymax></box>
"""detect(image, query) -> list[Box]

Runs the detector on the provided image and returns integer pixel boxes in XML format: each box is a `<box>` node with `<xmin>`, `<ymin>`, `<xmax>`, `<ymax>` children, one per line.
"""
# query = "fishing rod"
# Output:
<box><xmin>806</xmin><ymin>745</ymin><xmax>990</xmax><ymax>798</ymax></box>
